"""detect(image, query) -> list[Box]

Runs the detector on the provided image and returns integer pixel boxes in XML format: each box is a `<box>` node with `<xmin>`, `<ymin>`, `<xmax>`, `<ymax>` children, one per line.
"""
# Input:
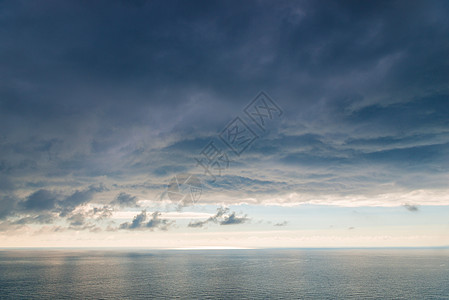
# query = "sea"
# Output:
<box><xmin>0</xmin><ymin>249</ymin><xmax>448</xmax><ymax>299</ymax></box>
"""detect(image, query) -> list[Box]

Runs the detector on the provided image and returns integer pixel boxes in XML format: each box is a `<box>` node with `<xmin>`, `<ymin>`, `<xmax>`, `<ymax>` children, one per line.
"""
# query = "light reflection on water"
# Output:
<box><xmin>0</xmin><ymin>249</ymin><xmax>448</xmax><ymax>299</ymax></box>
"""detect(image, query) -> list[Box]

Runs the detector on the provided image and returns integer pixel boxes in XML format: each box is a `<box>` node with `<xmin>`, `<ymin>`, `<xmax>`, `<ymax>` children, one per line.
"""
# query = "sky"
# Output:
<box><xmin>1</xmin><ymin>0</ymin><xmax>448</xmax><ymax>248</ymax></box>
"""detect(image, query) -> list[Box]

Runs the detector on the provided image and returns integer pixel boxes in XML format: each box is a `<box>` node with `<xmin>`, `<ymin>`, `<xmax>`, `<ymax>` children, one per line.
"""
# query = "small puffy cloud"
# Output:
<box><xmin>91</xmin><ymin>206</ymin><xmax>113</xmax><ymax>220</ymax></box>
<box><xmin>146</xmin><ymin>212</ymin><xmax>173</xmax><ymax>231</ymax></box>
<box><xmin>119</xmin><ymin>210</ymin><xmax>147</xmax><ymax>230</ymax></box>
<box><xmin>274</xmin><ymin>221</ymin><xmax>288</xmax><ymax>227</ymax></box>
<box><xmin>403</xmin><ymin>204</ymin><xmax>419</xmax><ymax>212</ymax></box>
<box><xmin>119</xmin><ymin>210</ymin><xmax>173</xmax><ymax>231</ymax></box>
<box><xmin>219</xmin><ymin>212</ymin><xmax>249</xmax><ymax>225</ymax></box>
<box><xmin>188</xmin><ymin>207</ymin><xmax>249</xmax><ymax>228</ymax></box>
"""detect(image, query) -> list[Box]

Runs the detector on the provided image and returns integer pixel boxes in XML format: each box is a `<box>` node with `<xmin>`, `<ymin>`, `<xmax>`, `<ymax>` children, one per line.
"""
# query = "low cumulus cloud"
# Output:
<box><xmin>67</xmin><ymin>213</ymin><xmax>85</xmax><ymax>226</ymax></box>
<box><xmin>403</xmin><ymin>204</ymin><xmax>419</xmax><ymax>212</ymax></box>
<box><xmin>91</xmin><ymin>206</ymin><xmax>113</xmax><ymax>220</ymax></box>
<box><xmin>0</xmin><ymin>185</ymin><xmax>110</xmax><ymax>232</ymax></box>
<box><xmin>16</xmin><ymin>184</ymin><xmax>107</xmax><ymax>217</ymax></box>
<box><xmin>188</xmin><ymin>207</ymin><xmax>249</xmax><ymax>228</ymax></box>
<box><xmin>119</xmin><ymin>210</ymin><xmax>174</xmax><ymax>231</ymax></box>
<box><xmin>58</xmin><ymin>185</ymin><xmax>107</xmax><ymax>217</ymax></box>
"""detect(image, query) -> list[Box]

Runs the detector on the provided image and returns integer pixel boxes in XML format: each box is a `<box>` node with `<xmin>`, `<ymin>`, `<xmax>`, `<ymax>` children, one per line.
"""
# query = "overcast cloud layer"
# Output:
<box><xmin>1</xmin><ymin>0</ymin><xmax>448</xmax><ymax>235</ymax></box>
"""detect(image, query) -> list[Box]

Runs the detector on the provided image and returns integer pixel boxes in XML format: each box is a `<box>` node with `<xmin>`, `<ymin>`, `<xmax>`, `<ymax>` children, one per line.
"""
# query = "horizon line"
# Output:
<box><xmin>1</xmin><ymin>246</ymin><xmax>448</xmax><ymax>251</ymax></box>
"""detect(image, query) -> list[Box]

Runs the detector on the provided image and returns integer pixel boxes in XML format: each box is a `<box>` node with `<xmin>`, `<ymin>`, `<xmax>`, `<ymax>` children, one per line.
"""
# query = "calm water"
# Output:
<box><xmin>0</xmin><ymin>249</ymin><xmax>448</xmax><ymax>299</ymax></box>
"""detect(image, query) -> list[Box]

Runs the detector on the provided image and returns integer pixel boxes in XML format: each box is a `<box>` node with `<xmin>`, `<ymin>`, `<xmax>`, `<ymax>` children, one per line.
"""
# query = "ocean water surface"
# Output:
<box><xmin>0</xmin><ymin>249</ymin><xmax>448</xmax><ymax>299</ymax></box>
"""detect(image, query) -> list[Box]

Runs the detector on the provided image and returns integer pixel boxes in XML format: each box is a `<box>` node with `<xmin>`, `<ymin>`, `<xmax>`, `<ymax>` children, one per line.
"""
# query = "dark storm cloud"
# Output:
<box><xmin>0</xmin><ymin>0</ymin><xmax>448</xmax><ymax>233</ymax></box>
<box><xmin>21</xmin><ymin>189</ymin><xmax>58</xmax><ymax>212</ymax></box>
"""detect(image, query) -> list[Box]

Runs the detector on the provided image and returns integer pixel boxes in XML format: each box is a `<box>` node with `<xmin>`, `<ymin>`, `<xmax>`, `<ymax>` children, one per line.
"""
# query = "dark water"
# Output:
<box><xmin>0</xmin><ymin>249</ymin><xmax>448</xmax><ymax>299</ymax></box>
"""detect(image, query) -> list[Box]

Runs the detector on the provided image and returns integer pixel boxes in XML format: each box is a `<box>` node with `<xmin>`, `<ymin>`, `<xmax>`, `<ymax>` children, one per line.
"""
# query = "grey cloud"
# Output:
<box><xmin>274</xmin><ymin>221</ymin><xmax>288</xmax><ymax>227</ymax></box>
<box><xmin>188</xmin><ymin>207</ymin><xmax>249</xmax><ymax>228</ymax></box>
<box><xmin>0</xmin><ymin>195</ymin><xmax>19</xmax><ymax>219</ymax></box>
<box><xmin>63</xmin><ymin>205</ymin><xmax>113</xmax><ymax>229</ymax></box>
<box><xmin>12</xmin><ymin>213</ymin><xmax>54</xmax><ymax>225</ymax></box>
<box><xmin>67</xmin><ymin>213</ymin><xmax>85</xmax><ymax>227</ymax></box>
<box><xmin>219</xmin><ymin>212</ymin><xmax>249</xmax><ymax>225</ymax></box>
<box><xmin>119</xmin><ymin>211</ymin><xmax>147</xmax><ymax>230</ymax></box>
<box><xmin>119</xmin><ymin>210</ymin><xmax>173</xmax><ymax>231</ymax></box>
<box><xmin>146</xmin><ymin>212</ymin><xmax>173</xmax><ymax>231</ymax></box>
<box><xmin>403</xmin><ymin>204</ymin><xmax>419</xmax><ymax>212</ymax></box>
<box><xmin>21</xmin><ymin>189</ymin><xmax>58</xmax><ymax>212</ymax></box>
<box><xmin>59</xmin><ymin>184</ymin><xmax>107</xmax><ymax>217</ymax></box>
<box><xmin>112</xmin><ymin>192</ymin><xmax>139</xmax><ymax>208</ymax></box>
<box><xmin>0</xmin><ymin>185</ymin><xmax>109</xmax><ymax>228</ymax></box>
<box><xmin>91</xmin><ymin>206</ymin><xmax>113</xmax><ymax>220</ymax></box>
<box><xmin>188</xmin><ymin>207</ymin><xmax>228</xmax><ymax>228</ymax></box>
<box><xmin>69</xmin><ymin>224</ymin><xmax>102</xmax><ymax>233</ymax></box>
<box><xmin>152</xmin><ymin>165</ymin><xmax>188</xmax><ymax>177</ymax></box>
<box><xmin>187</xmin><ymin>220</ymin><xmax>208</xmax><ymax>228</ymax></box>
